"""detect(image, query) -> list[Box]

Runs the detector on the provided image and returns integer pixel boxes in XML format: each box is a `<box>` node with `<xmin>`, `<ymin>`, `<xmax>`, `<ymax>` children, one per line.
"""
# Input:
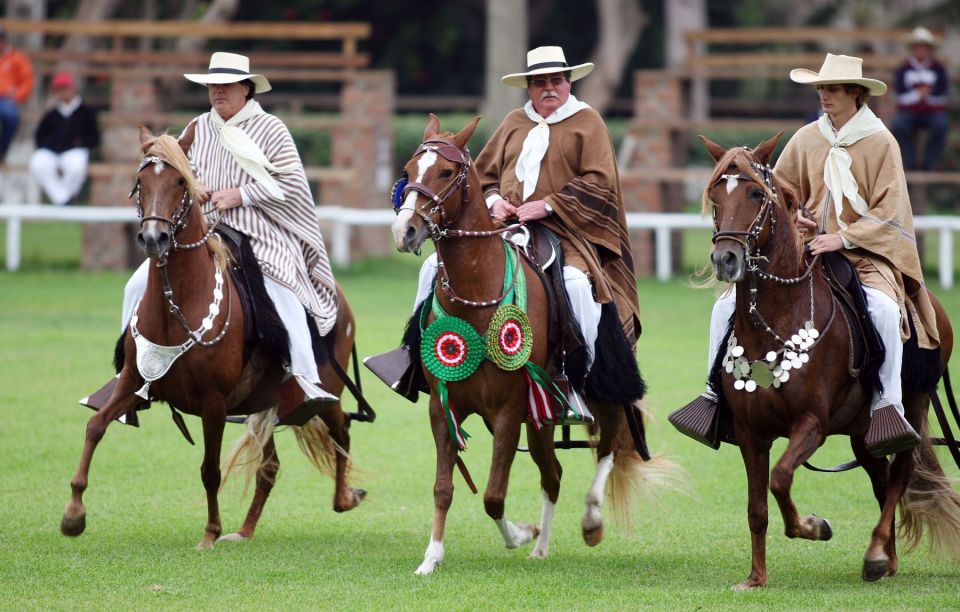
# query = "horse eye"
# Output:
<box><xmin>439</xmin><ymin>168</ymin><xmax>453</xmax><ymax>179</ymax></box>
<box><xmin>750</xmin><ymin>188</ymin><xmax>764</xmax><ymax>200</ymax></box>
<box><xmin>178</xmin><ymin>178</ymin><xmax>186</xmax><ymax>186</ymax></box>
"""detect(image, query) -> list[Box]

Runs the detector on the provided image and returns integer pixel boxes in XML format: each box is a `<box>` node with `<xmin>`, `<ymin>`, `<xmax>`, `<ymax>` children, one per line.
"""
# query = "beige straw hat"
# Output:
<box><xmin>184</xmin><ymin>52</ymin><xmax>272</xmax><ymax>94</ymax></box>
<box><xmin>501</xmin><ymin>46</ymin><xmax>594</xmax><ymax>88</ymax></box>
<box><xmin>789</xmin><ymin>53</ymin><xmax>887</xmax><ymax>96</ymax></box>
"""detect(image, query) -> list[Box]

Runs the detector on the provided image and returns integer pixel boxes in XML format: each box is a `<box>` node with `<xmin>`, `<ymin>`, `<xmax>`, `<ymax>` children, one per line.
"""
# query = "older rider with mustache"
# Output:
<box><xmin>672</xmin><ymin>54</ymin><xmax>939</xmax><ymax>457</ymax></box>
<box><xmin>370</xmin><ymin>46</ymin><xmax>642</xmax><ymax>416</ymax></box>
<box><xmin>83</xmin><ymin>52</ymin><xmax>339</xmax><ymax>424</ymax></box>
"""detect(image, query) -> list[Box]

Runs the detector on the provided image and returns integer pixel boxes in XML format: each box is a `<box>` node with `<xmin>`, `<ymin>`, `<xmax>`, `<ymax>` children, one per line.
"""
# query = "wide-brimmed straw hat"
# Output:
<box><xmin>908</xmin><ymin>26</ymin><xmax>938</xmax><ymax>47</ymax></box>
<box><xmin>184</xmin><ymin>52</ymin><xmax>272</xmax><ymax>94</ymax></box>
<box><xmin>501</xmin><ymin>46</ymin><xmax>594</xmax><ymax>88</ymax></box>
<box><xmin>790</xmin><ymin>53</ymin><xmax>887</xmax><ymax>96</ymax></box>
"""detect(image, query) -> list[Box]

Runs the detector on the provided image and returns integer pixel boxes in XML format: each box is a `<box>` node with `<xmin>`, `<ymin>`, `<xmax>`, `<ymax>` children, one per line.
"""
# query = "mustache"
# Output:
<box><xmin>540</xmin><ymin>91</ymin><xmax>559</xmax><ymax>100</ymax></box>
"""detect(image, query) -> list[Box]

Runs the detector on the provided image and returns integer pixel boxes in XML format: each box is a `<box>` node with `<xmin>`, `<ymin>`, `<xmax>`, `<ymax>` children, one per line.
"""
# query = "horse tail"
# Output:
<box><xmin>292</xmin><ymin>416</ymin><xmax>347</xmax><ymax>481</ymax></box>
<box><xmin>899</xmin><ymin>421</ymin><xmax>960</xmax><ymax>560</ymax></box>
<box><xmin>219</xmin><ymin>409</ymin><xmax>279</xmax><ymax>497</ymax></box>
<box><xmin>607</xmin><ymin>401</ymin><xmax>687</xmax><ymax>532</ymax></box>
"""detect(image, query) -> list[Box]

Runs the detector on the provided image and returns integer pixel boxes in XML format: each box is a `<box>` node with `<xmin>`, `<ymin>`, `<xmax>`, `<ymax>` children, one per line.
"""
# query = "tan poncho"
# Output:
<box><xmin>774</xmin><ymin>120</ymin><xmax>939</xmax><ymax>349</ymax></box>
<box><xmin>475</xmin><ymin>107</ymin><xmax>641</xmax><ymax>342</ymax></box>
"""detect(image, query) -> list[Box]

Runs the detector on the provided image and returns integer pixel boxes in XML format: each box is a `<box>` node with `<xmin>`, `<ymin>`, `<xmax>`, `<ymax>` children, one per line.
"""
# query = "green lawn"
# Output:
<box><xmin>1</xmin><ymin>230</ymin><xmax>960</xmax><ymax>609</ymax></box>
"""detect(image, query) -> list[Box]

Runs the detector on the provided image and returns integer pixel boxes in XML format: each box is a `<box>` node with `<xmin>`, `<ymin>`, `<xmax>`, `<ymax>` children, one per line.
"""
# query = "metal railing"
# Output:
<box><xmin>2</xmin><ymin>203</ymin><xmax>958</xmax><ymax>289</ymax></box>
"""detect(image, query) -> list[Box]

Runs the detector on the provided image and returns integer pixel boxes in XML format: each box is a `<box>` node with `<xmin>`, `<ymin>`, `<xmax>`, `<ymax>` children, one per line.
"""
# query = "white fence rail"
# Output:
<box><xmin>1</xmin><ymin>203</ymin><xmax>958</xmax><ymax>289</ymax></box>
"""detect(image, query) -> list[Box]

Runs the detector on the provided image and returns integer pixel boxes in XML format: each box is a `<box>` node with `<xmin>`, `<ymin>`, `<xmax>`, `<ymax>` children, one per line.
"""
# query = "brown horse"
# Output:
<box><xmin>60</xmin><ymin>125</ymin><xmax>365</xmax><ymax>549</ymax></box>
<box><xmin>702</xmin><ymin>133</ymin><xmax>960</xmax><ymax>589</ymax></box>
<box><xmin>391</xmin><ymin>114</ymin><xmax>679</xmax><ymax>574</ymax></box>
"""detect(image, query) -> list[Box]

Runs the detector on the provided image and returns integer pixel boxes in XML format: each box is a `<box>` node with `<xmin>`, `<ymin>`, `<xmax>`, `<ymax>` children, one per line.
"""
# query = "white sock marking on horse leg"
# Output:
<box><xmin>495</xmin><ymin>517</ymin><xmax>536</xmax><ymax>549</ymax></box>
<box><xmin>415</xmin><ymin>537</ymin><xmax>444</xmax><ymax>575</ymax></box>
<box><xmin>530</xmin><ymin>489</ymin><xmax>555</xmax><ymax>559</ymax></box>
<box><xmin>583</xmin><ymin>453</ymin><xmax>615</xmax><ymax>530</ymax></box>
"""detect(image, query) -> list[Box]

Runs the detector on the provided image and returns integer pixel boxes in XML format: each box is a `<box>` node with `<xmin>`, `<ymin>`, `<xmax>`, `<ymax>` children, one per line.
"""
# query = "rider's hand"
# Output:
<box><xmin>194</xmin><ymin>184</ymin><xmax>212</xmax><ymax>205</ymax></box>
<box><xmin>491</xmin><ymin>198</ymin><xmax>518</xmax><ymax>221</ymax></box>
<box><xmin>516</xmin><ymin>199</ymin><xmax>551</xmax><ymax>223</ymax></box>
<box><xmin>807</xmin><ymin>233</ymin><xmax>844</xmax><ymax>255</ymax></box>
<box><xmin>210</xmin><ymin>187</ymin><xmax>243</xmax><ymax>211</ymax></box>
<box><xmin>795</xmin><ymin>208</ymin><xmax>818</xmax><ymax>239</ymax></box>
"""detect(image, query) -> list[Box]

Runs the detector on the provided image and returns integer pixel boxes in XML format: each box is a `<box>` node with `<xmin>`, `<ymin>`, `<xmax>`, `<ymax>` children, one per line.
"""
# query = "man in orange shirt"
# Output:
<box><xmin>0</xmin><ymin>26</ymin><xmax>35</xmax><ymax>161</ymax></box>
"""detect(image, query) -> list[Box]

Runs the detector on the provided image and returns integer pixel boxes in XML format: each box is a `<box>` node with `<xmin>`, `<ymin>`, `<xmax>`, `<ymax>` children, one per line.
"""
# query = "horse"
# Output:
<box><xmin>60</xmin><ymin>124</ymin><xmax>365</xmax><ymax>549</ymax></box>
<box><xmin>391</xmin><ymin>114</ymin><xmax>679</xmax><ymax>575</ymax></box>
<box><xmin>701</xmin><ymin>133</ymin><xmax>960</xmax><ymax>589</ymax></box>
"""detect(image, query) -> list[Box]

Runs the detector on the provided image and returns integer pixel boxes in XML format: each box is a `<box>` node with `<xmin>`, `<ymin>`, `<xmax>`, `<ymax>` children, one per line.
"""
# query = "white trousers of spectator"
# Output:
<box><xmin>121</xmin><ymin>259</ymin><xmax>324</xmax><ymax>390</ymax></box>
<box><xmin>414</xmin><ymin>252</ymin><xmax>602</xmax><ymax>369</ymax></box>
<box><xmin>707</xmin><ymin>284</ymin><xmax>903</xmax><ymax>415</ymax></box>
<box><xmin>29</xmin><ymin>147</ymin><xmax>89</xmax><ymax>206</ymax></box>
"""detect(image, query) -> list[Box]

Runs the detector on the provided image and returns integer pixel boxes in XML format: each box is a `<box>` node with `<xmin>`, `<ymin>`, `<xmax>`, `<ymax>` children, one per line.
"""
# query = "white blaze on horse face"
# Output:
<box><xmin>392</xmin><ymin>150</ymin><xmax>439</xmax><ymax>251</ymax></box>
<box><xmin>725</xmin><ymin>175</ymin><xmax>739</xmax><ymax>194</ymax></box>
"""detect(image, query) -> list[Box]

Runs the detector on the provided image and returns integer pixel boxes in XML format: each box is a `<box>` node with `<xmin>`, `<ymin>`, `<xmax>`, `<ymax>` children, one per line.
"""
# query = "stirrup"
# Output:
<box><xmin>865</xmin><ymin>403</ymin><xmax>921</xmax><ymax>457</ymax></box>
<box><xmin>556</xmin><ymin>386</ymin><xmax>595</xmax><ymax>426</ymax></box>
<box><xmin>78</xmin><ymin>375</ymin><xmax>149</xmax><ymax>427</ymax></box>
<box><xmin>668</xmin><ymin>392</ymin><xmax>721</xmax><ymax>449</ymax></box>
<box><xmin>276</xmin><ymin>378</ymin><xmax>339</xmax><ymax>426</ymax></box>
<box><xmin>363</xmin><ymin>346</ymin><xmax>425</xmax><ymax>403</ymax></box>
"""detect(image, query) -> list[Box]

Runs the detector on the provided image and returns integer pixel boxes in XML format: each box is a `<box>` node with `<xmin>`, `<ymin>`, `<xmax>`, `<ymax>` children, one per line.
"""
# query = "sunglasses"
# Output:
<box><xmin>528</xmin><ymin>76</ymin><xmax>567</xmax><ymax>88</ymax></box>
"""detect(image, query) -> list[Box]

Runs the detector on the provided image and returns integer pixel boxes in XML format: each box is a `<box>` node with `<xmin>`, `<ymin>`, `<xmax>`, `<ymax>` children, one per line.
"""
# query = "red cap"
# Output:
<box><xmin>51</xmin><ymin>72</ymin><xmax>76</xmax><ymax>89</ymax></box>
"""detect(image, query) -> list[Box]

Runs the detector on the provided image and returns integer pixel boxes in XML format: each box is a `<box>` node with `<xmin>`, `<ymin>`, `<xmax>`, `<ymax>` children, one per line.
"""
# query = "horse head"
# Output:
<box><xmin>700</xmin><ymin>132</ymin><xmax>799</xmax><ymax>282</ymax></box>
<box><xmin>392</xmin><ymin>113</ymin><xmax>481</xmax><ymax>253</ymax></box>
<box><xmin>134</xmin><ymin>123</ymin><xmax>198</xmax><ymax>260</ymax></box>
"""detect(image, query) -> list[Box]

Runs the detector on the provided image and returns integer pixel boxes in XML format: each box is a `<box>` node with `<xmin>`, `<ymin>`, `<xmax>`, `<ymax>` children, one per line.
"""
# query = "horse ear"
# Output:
<box><xmin>699</xmin><ymin>135</ymin><xmax>727</xmax><ymax>162</ymax></box>
<box><xmin>752</xmin><ymin>131</ymin><xmax>784</xmax><ymax>165</ymax></box>
<box><xmin>424</xmin><ymin>113</ymin><xmax>441</xmax><ymax>141</ymax></box>
<box><xmin>453</xmin><ymin>116</ymin><xmax>481</xmax><ymax>150</ymax></box>
<box><xmin>138</xmin><ymin>125</ymin><xmax>154</xmax><ymax>149</ymax></box>
<box><xmin>179</xmin><ymin>121</ymin><xmax>197</xmax><ymax>154</ymax></box>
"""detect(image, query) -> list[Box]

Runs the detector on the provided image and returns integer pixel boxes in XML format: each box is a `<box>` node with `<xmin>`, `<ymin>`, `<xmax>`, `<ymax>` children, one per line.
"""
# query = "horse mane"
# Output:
<box><xmin>141</xmin><ymin>133</ymin><xmax>229</xmax><ymax>271</ymax></box>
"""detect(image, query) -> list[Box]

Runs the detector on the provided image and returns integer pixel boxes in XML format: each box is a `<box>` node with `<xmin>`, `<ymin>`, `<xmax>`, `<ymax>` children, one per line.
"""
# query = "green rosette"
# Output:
<box><xmin>486</xmin><ymin>304</ymin><xmax>533</xmax><ymax>371</ymax></box>
<box><xmin>421</xmin><ymin>315</ymin><xmax>484</xmax><ymax>382</ymax></box>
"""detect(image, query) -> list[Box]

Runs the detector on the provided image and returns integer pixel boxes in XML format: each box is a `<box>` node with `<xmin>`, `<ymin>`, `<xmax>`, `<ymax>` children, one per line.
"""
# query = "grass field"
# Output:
<box><xmin>2</xmin><ymin>224</ymin><xmax>960</xmax><ymax>609</ymax></box>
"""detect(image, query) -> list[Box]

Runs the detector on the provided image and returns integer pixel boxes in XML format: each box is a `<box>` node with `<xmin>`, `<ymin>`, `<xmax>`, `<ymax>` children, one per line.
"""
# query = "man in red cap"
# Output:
<box><xmin>29</xmin><ymin>72</ymin><xmax>100</xmax><ymax>206</ymax></box>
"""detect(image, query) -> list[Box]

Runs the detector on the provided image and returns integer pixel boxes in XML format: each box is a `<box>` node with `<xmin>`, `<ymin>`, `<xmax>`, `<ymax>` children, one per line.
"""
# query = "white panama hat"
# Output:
<box><xmin>501</xmin><ymin>46</ymin><xmax>594</xmax><ymax>88</ymax></box>
<box><xmin>184</xmin><ymin>52</ymin><xmax>272</xmax><ymax>94</ymax></box>
<box><xmin>789</xmin><ymin>53</ymin><xmax>887</xmax><ymax>96</ymax></box>
<box><xmin>908</xmin><ymin>26</ymin><xmax>938</xmax><ymax>47</ymax></box>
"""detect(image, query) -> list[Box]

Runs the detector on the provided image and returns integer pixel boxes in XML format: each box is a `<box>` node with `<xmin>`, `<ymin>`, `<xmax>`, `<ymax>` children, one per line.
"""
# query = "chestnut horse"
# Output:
<box><xmin>60</xmin><ymin>125</ymin><xmax>365</xmax><ymax>549</ymax></box>
<box><xmin>702</xmin><ymin>133</ymin><xmax>960</xmax><ymax>589</ymax></box>
<box><xmin>392</xmin><ymin>114</ymin><xmax>678</xmax><ymax>575</ymax></box>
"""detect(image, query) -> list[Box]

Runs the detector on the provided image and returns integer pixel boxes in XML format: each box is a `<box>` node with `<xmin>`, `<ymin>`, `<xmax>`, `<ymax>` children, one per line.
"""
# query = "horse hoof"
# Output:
<box><xmin>334</xmin><ymin>488</ymin><xmax>367</xmax><ymax>513</ymax></box>
<box><xmin>352</xmin><ymin>488</ymin><xmax>367</xmax><ymax>504</ymax></box>
<box><xmin>60</xmin><ymin>513</ymin><xmax>86</xmax><ymax>537</ymax></box>
<box><xmin>862</xmin><ymin>558</ymin><xmax>890</xmax><ymax>582</ymax></box>
<box><xmin>217</xmin><ymin>533</ymin><xmax>249</xmax><ymax>543</ymax></box>
<box><xmin>528</xmin><ymin>547</ymin><xmax>548</xmax><ymax>559</ymax></box>
<box><xmin>582</xmin><ymin>523</ymin><xmax>604</xmax><ymax>547</ymax></box>
<box><xmin>818</xmin><ymin>517</ymin><xmax>833</xmax><ymax>541</ymax></box>
<box><xmin>732</xmin><ymin>579</ymin><xmax>765</xmax><ymax>591</ymax></box>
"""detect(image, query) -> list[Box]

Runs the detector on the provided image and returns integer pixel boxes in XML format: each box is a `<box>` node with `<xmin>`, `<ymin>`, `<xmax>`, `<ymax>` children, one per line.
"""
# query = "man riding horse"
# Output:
<box><xmin>674</xmin><ymin>53</ymin><xmax>939</xmax><ymax>457</ymax></box>
<box><xmin>370</xmin><ymin>46</ymin><xmax>642</xmax><ymax>412</ymax></box>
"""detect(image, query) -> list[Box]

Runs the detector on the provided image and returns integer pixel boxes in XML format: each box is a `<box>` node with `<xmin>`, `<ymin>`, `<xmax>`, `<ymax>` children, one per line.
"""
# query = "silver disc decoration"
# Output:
<box><xmin>722</xmin><ymin>319</ymin><xmax>820</xmax><ymax>393</ymax></box>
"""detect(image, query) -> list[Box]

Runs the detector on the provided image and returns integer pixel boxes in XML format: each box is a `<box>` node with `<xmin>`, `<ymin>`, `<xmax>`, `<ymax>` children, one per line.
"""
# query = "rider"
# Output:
<box><xmin>673</xmin><ymin>53</ymin><xmax>939</xmax><ymax>457</ymax></box>
<box><xmin>84</xmin><ymin>52</ymin><xmax>339</xmax><ymax>423</ymax></box>
<box><xmin>368</xmin><ymin>46</ymin><xmax>642</xmax><ymax>410</ymax></box>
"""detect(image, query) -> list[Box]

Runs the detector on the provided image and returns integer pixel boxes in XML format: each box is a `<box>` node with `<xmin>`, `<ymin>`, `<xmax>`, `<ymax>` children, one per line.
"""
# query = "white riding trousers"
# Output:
<box><xmin>414</xmin><ymin>252</ymin><xmax>602</xmax><ymax>370</ymax></box>
<box><xmin>121</xmin><ymin>260</ymin><xmax>322</xmax><ymax>387</ymax></box>
<box><xmin>29</xmin><ymin>147</ymin><xmax>89</xmax><ymax>206</ymax></box>
<box><xmin>706</xmin><ymin>284</ymin><xmax>904</xmax><ymax>415</ymax></box>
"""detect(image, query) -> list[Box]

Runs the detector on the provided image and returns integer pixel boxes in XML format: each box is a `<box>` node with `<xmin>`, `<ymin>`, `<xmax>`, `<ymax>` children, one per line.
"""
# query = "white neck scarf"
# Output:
<box><xmin>56</xmin><ymin>96</ymin><xmax>82</xmax><ymax>118</ymax></box>
<box><xmin>816</xmin><ymin>104</ymin><xmax>885</xmax><ymax>229</ymax></box>
<box><xmin>515</xmin><ymin>94</ymin><xmax>590</xmax><ymax>201</ymax></box>
<box><xmin>209</xmin><ymin>99</ymin><xmax>298</xmax><ymax>200</ymax></box>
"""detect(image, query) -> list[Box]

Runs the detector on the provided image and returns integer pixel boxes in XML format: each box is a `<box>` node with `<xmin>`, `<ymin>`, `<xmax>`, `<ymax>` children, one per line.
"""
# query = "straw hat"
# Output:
<box><xmin>501</xmin><ymin>46</ymin><xmax>594</xmax><ymax>88</ymax></box>
<box><xmin>789</xmin><ymin>53</ymin><xmax>887</xmax><ymax>96</ymax></box>
<box><xmin>908</xmin><ymin>26</ymin><xmax>937</xmax><ymax>47</ymax></box>
<box><xmin>184</xmin><ymin>52</ymin><xmax>272</xmax><ymax>94</ymax></box>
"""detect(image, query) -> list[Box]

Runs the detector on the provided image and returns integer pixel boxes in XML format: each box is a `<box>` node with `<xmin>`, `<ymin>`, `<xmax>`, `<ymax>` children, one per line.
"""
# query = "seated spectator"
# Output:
<box><xmin>29</xmin><ymin>72</ymin><xmax>100</xmax><ymax>206</ymax></box>
<box><xmin>0</xmin><ymin>25</ymin><xmax>35</xmax><ymax>162</ymax></box>
<box><xmin>891</xmin><ymin>27</ymin><xmax>949</xmax><ymax>170</ymax></box>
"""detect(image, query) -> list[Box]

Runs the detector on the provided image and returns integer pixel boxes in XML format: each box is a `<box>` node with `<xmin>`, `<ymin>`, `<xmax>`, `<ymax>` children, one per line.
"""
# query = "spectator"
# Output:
<box><xmin>29</xmin><ymin>72</ymin><xmax>100</xmax><ymax>206</ymax></box>
<box><xmin>0</xmin><ymin>25</ymin><xmax>35</xmax><ymax>162</ymax></box>
<box><xmin>891</xmin><ymin>27</ymin><xmax>949</xmax><ymax>170</ymax></box>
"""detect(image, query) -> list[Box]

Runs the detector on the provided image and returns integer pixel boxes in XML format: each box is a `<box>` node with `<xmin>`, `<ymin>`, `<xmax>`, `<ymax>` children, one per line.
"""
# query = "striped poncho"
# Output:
<box><xmin>186</xmin><ymin>109</ymin><xmax>338</xmax><ymax>335</ymax></box>
<box><xmin>476</xmin><ymin>107</ymin><xmax>642</xmax><ymax>343</ymax></box>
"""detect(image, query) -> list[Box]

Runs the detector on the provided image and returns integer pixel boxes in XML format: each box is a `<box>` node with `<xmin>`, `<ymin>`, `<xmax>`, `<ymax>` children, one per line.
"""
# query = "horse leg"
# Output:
<box><xmin>525</xmin><ymin>424</ymin><xmax>562</xmax><ymax>559</ymax></box>
<box><xmin>197</xmin><ymin>405</ymin><xmax>227</xmax><ymax>550</ymax></box>
<box><xmin>61</xmin><ymin>370</ymin><xmax>142</xmax><ymax>537</ymax></box>
<box><xmin>582</xmin><ymin>401</ymin><xmax>621</xmax><ymax>547</ymax></box>
<box><xmin>219</xmin><ymin>434</ymin><xmax>279</xmax><ymax>542</ymax></box>
<box><xmin>415</xmin><ymin>396</ymin><xmax>457</xmax><ymax>575</ymax></box>
<box><xmin>320</xmin><ymin>411</ymin><xmax>366</xmax><ymax>513</ymax></box>
<box><xmin>734</xmin><ymin>432</ymin><xmax>771</xmax><ymax>590</ymax></box>
<box><xmin>850</xmin><ymin>435</ymin><xmax>901</xmax><ymax>581</ymax></box>
<box><xmin>770</xmin><ymin>414</ymin><xmax>832</xmax><ymax>541</ymax></box>
<box><xmin>487</xmin><ymin>411</ymin><xmax>538</xmax><ymax>549</ymax></box>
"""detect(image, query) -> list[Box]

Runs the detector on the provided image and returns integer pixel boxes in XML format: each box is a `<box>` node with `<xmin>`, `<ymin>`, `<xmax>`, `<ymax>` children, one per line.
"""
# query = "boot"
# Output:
<box><xmin>78</xmin><ymin>375</ymin><xmax>149</xmax><ymax>426</ymax></box>
<box><xmin>865</xmin><ymin>403</ymin><xmax>921</xmax><ymax>457</ymax></box>
<box><xmin>668</xmin><ymin>390</ymin><xmax>721</xmax><ymax>449</ymax></box>
<box><xmin>553</xmin><ymin>375</ymin><xmax>595</xmax><ymax>426</ymax></box>
<box><xmin>364</xmin><ymin>346</ymin><xmax>427</xmax><ymax>403</ymax></box>
<box><xmin>276</xmin><ymin>377</ymin><xmax>338</xmax><ymax>426</ymax></box>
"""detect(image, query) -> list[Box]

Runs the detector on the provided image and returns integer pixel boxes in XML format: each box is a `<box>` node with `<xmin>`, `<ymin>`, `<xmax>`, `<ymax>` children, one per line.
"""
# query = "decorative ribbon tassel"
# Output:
<box><xmin>437</xmin><ymin>381</ymin><xmax>470</xmax><ymax>451</ymax></box>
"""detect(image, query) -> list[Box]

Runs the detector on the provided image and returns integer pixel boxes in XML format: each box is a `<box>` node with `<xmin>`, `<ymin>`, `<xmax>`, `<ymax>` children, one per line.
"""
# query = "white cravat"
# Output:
<box><xmin>56</xmin><ymin>96</ymin><xmax>82</xmax><ymax>118</ymax></box>
<box><xmin>817</xmin><ymin>105</ymin><xmax>885</xmax><ymax>230</ymax></box>
<box><xmin>514</xmin><ymin>95</ymin><xmax>590</xmax><ymax>201</ymax></box>
<box><xmin>209</xmin><ymin>99</ymin><xmax>298</xmax><ymax>200</ymax></box>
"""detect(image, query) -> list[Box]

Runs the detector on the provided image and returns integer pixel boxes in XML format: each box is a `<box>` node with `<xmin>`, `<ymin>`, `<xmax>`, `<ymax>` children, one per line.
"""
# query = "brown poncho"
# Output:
<box><xmin>774</xmin><ymin>120</ymin><xmax>939</xmax><ymax>349</ymax></box>
<box><xmin>475</xmin><ymin>107</ymin><xmax>641</xmax><ymax>342</ymax></box>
